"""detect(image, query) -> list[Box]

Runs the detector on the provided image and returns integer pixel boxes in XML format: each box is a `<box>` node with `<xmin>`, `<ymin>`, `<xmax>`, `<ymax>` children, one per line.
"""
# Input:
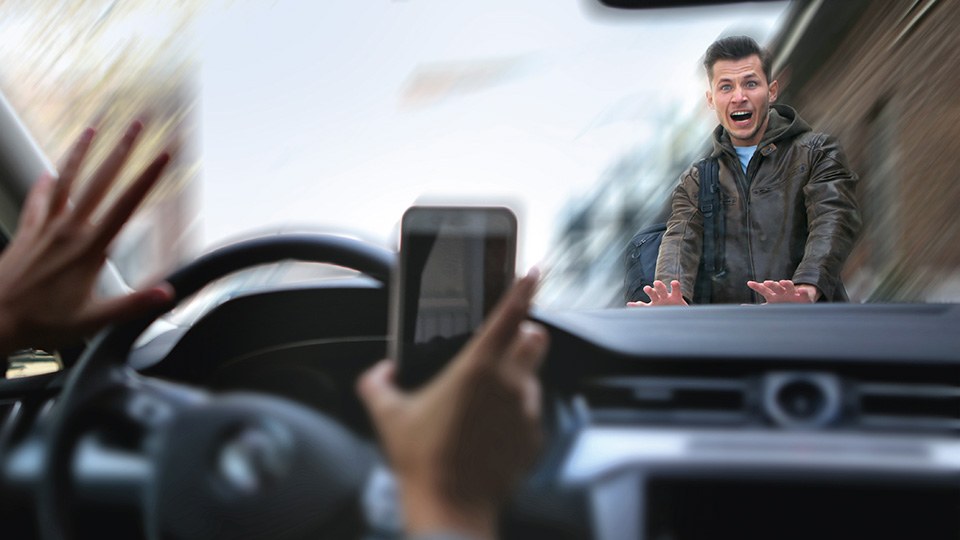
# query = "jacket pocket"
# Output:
<box><xmin>752</xmin><ymin>163</ymin><xmax>807</xmax><ymax>196</ymax></box>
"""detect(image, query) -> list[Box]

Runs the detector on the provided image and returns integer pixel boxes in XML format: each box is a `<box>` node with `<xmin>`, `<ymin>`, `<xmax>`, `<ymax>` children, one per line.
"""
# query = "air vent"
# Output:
<box><xmin>577</xmin><ymin>376</ymin><xmax>749</xmax><ymax>427</ymax></box>
<box><xmin>856</xmin><ymin>381</ymin><xmax>960</xmax><ymax>434</ymax></box>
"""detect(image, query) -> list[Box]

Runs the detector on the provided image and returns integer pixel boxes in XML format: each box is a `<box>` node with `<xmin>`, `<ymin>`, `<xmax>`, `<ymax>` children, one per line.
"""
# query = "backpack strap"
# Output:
<box><xmin>694</xmin><ymin>157</ymin><xmax>721</xmax><ymax>303</ymax></box>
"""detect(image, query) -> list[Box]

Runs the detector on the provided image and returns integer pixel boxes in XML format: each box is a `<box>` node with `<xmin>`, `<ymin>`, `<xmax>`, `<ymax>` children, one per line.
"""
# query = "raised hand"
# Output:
<box><xmin>747</xmin><ymin>279</ymin><xmax>819</xmax><ymax>304</ymax></box>
<box><xmin>627</xmin><ymin>279</ymin><xmax>689</xmax><ymax>307</ymax></box>
<box><xmin>0</xmin><ymin>121</ymin><xmax>174</xmax><ymax>355</ymax></box>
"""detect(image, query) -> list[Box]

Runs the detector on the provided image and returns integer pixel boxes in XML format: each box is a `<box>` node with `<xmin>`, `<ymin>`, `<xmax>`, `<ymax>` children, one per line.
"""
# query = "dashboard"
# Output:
<box><xmin>123</xmin><ymin>287</ymin><xmax>960</xmax><ymax>538</ymax></box>
<box><xmin>2</xmin><ymin>268</ymin><xmax>960</xmax><ymax>539</ymax></box>
<box><xmin>542</xmin><ymin>305</ymin><xmax>960</xmax><ymax>539</ymax></box>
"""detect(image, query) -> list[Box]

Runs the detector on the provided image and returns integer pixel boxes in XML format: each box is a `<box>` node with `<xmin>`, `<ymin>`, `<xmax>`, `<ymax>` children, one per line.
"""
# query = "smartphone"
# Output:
<box><xmin>391</xmin><ymin>206</ymin><xmax>518</xmax><ymax>388</ymax></box>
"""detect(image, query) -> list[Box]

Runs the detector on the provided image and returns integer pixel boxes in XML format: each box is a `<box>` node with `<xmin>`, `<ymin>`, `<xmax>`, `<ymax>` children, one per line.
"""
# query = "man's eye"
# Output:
<box><xmin>720</xmin><ymin>84</ymin><xmax>732</xmax><ymax>92</ymax></box>
<box><xmin>746</xmin><ymin>81</ymin><xmax>758</xmax><ymax>88</ymax></box>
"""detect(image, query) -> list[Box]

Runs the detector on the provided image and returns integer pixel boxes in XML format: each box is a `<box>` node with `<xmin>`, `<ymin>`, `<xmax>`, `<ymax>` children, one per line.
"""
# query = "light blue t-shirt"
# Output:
<box><xmin>734</xmin><ymin>145</ymin><xmax>757</xmax><ymax>174</ymax></box>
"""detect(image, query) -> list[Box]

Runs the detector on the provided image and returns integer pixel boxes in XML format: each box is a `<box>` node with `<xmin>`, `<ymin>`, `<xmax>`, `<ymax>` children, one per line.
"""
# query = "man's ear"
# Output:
<box><xmin>769</xmin><ymin>79</ymin><xmax>779</xmax><ymax>103</ymax></box>
<box><xmin>705</xmin><ymin>89</ymin><xmax>715</xmax><ymax>110</ymax></box>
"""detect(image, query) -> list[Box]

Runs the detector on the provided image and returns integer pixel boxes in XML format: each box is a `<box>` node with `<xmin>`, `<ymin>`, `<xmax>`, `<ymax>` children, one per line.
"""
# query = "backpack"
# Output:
<box><xmin>624</xmin><ymin>157</ymin><xmax>723</xmax><ymax>304</ymax></box>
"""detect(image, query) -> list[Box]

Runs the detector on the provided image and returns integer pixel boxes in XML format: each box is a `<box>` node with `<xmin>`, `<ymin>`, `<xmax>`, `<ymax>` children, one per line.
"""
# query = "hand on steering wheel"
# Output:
<box><xmin>37</xmin><ymin>234</ymin><xmax>394</xmax><ymax>540</ymax></box>
<box><xmin>359</xmin><ymin>271</ymin><xmax>548</xmax><ymax>538</ymax></box>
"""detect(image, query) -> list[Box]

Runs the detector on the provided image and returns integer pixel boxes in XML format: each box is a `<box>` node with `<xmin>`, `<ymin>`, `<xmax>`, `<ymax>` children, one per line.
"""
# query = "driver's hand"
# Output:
<box><xmin>0</xmin><ymin>121</ymin><xmax>175</xmax><ymax>356</ymax></box>
<box><xmin>357</xmin><ymin>270</ymin><xmax>548</xmax><ymax>540</ymax></box>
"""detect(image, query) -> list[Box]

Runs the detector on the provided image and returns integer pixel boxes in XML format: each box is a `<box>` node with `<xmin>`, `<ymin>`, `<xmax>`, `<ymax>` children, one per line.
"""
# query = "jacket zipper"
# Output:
<box><xmin>736</xmin><ymin>150</ymin><xmax>761</xmax><ymax>303</ymax></box>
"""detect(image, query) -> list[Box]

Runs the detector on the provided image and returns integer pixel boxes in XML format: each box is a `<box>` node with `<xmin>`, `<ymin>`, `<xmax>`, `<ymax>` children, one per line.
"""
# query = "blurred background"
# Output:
<box><xmin>0</xmin><ymin>0</ymin><xmax>957</xmax><ymax>310</ymax></box>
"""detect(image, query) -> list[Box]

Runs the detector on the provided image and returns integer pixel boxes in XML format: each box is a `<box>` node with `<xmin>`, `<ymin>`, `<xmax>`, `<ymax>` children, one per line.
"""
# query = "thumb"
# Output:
<box><xmin>81</xmin><ymin>283</ymin><xmax>175</xmax><ymax>332</ymax></box>
<box><xmin>357</xmin><ymin>359</ymin><xmax>406</xmax><ymax>421</ymax></box>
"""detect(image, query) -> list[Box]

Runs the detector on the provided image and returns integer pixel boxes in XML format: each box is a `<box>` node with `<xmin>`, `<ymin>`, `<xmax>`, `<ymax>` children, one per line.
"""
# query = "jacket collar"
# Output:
<box><xmin>711</xmin><ymin>104</ymin><xmax>811</xmax><ymax>158</ymax></box>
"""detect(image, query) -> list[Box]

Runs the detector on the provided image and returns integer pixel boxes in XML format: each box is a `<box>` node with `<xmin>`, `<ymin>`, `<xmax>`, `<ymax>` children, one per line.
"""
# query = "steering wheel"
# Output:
<box><xmin>37</xmin><ymin>234</ymin><xmax>395</xmax><ymax>540</ymax></box>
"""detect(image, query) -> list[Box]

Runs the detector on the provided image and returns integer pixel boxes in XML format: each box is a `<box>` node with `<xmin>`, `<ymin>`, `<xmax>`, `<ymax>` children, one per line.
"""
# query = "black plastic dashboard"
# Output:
<box><xmin>3</xmin><ymin>280</ymin><xmax>960</xmax><ymax>539</ymax></box>
<box><xmin>136</xmin><ymin>284</ymin><xmax>960</xmax><ymax>539</ymax></box>
<box><xmin>533</xmin><ymin>303</ymin><xmax>960</xmax><ymax>540</ymax></box>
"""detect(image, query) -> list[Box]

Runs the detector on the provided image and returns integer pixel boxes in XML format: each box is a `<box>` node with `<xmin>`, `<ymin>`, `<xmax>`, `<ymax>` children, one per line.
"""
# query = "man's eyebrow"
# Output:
<box><xmin>715</xmin><ymin>72</ymin><xmax>760</xmax><ymax>85</ymax></box>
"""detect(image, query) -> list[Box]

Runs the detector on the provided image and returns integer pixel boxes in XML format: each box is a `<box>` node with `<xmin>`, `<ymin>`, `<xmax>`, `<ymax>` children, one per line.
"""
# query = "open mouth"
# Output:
<box><xmin>730</xmin><ymin>111</ymin><xmax>753</xmax><ymax>122</ymax></box>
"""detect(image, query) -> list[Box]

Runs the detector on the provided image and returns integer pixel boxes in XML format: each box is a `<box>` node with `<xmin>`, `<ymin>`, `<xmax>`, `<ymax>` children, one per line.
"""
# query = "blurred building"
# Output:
<box><xmin>771</xmin><ymin>0</ymin><xmax>960</xmax><ymax>302</ymax></box>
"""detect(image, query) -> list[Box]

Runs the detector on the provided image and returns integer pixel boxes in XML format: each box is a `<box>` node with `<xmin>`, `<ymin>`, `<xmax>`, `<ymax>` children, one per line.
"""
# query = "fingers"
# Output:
<box><xmin>796</xmin><ymin>284</ymin><xmax>819</xmax><ymax>302</ymax></box>
<box><xmin>748</xmin><ymin>279</ymin><xmax>813</xmax><ymax>304</ymax></box>
<box><xmin>641</xmin><ymin>285</ymin><xmax>658</xmax><ymax>304</ymax></box>
<box><xmin>640</xmin><ymin>281</ymin><xmax>668</xmax><ymax>305</ymax></box>
<box><xmin>18</xmin><ymin>173</ymin><xmax>57</xmax><ymax>234</ymax></box>
<box><xmin>636</xmin><ymin>280</ymin><xmax>685</xmax><ymax>307</ymax></box>
<box><xmin>79</xmin><ymin>282</ymin><xmax>175</xmax><ymax>332</ymax></box>
<box><xmin>91</xmin><ymin>152</ymin><xmax>171</xmax><ymax>251</ymax></box>
<box><xmin>777</xmin><ymin>280</ymin><xmax>798</xmax><ymax>296</ymax></box>
<box><xmin>668</xmin><ymin>280</ymin><xmax>683</xmax><ymax>301</ymax></box>
<box><xmin>763</xmin><ymin>280</ymin><xmax>787</xmax><ymax>296</ymax></box>
<box><xmin>747</xmin><ymin>280</ymin><xmax>773</xmax><ymax>298</ymax></box>
<box><xmin>71</xmin><ymin>121</ymin><xmax>144</xmax><ymax>222</ymax></box>
<box><xmin>50</xmin><ymin>127</ymin><xmax>96</xmax><ymax>216</ymax></box>
<box><xmin>653</xmin><ymin>280</ymin><xmax>670</xmax><ymax>300</ymax></box>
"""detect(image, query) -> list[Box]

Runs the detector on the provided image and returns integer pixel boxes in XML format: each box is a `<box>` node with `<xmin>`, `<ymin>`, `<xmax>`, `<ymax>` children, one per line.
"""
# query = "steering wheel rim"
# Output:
<box><xmin>37</xmin><ymin>233</ymin><xmax>395</xmax><ymax>540</ymax></box>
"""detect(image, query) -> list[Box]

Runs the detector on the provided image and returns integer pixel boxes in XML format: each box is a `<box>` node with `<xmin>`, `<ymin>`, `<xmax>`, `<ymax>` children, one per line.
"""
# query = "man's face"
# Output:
<box><xmin>706</xmin><ymin>54</ymin><xmax>778</xmax><ymax>147</ymax></box>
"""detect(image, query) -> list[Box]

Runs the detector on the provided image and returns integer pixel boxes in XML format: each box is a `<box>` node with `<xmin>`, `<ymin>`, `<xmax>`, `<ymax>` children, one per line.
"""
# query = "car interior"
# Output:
<box><xmin>1</xmin><ymin>1</ymin><xmax>959</xmax><ymax>539</ymax></box>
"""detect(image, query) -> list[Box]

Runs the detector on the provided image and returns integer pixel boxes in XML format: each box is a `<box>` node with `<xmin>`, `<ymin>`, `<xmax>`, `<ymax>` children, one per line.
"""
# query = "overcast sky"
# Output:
<box><xmin>196</xmin><ymin>0</ymin><xmax>789</xmax><ymax>268</ymax></box>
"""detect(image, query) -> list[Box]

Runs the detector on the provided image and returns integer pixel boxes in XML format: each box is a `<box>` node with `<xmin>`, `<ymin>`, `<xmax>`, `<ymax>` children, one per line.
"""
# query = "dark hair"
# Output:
<box><xmin>703</xmin><ymin>35</ymin><xmax>772</xmax><ymax>83</ymax></box>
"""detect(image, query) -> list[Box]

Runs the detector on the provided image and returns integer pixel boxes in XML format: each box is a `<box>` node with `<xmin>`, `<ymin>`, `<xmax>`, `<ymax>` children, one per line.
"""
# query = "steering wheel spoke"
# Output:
<box><xmin>35</xmin><ymin>234</ymin><xmax>393</xmax><ymax>540</ymax></box>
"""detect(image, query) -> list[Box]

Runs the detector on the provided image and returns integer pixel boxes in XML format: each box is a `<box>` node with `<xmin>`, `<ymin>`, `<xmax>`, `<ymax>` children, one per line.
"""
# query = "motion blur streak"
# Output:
<box><xmin>770</xmin><ymin>0</ymin><xmax>960</xmax><ymax>302</ymax></box>
<box><xmin>0</xmin><ymin>1</ymin><xmax>200</xmax><ymax>287</ymax></box>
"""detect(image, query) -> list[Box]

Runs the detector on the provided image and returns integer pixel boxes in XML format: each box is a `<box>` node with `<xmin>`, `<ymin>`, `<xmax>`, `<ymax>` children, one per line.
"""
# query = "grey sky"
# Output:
<box><xmin>196</xmin><ymin>1</ymin><xmax>789</xmax><ymax>267</ymax></box>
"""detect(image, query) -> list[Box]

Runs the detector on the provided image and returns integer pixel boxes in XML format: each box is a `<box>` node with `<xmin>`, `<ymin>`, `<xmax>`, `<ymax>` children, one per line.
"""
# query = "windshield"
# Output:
<box><xmin>1</xmin><ymin>0</ymin><xmax>954</xmax><ymax>308</ymax></box>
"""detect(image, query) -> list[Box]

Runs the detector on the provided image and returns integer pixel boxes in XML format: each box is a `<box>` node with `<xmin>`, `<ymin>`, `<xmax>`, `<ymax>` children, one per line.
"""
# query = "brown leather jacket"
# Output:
<box><xmin>655</xmin><ymin>104</ymin><xmax>861</xmax><ymax>304</ymax></box>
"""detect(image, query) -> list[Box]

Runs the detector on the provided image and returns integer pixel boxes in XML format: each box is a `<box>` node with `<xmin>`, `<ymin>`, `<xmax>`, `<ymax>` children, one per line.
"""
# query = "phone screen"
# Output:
<box><xmin>393</xmin><ymin>207</ymin><xmax>517</xmax><ymax>387</ymax></box>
